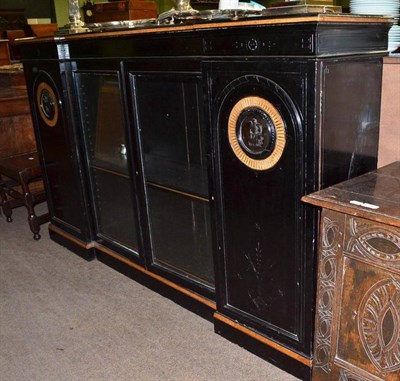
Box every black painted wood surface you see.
[18,14,391,380]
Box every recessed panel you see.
[215,73,304,337]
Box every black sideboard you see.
[18,13,391,380]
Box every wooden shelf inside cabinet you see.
[92,158,130,178]
[146,181,209,203]
[144,155,209,200]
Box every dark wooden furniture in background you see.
[0,85,36,159]
[25,23,57,37]
[0,8,57,61]
[82,0,158,23]
[0,152,49,240]
[4,29,25,61]
[302,162,400,381]
[0,8,25,60]
[0,8,23,62]
[5,25,57,61]
[0,66,49,239]
[0,39,11,65]
[0,8,25,37]
[18,14,391,380]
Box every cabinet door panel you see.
[93,168,138,249]
[27,63,90,238]
[75,72,139,252]
[205,60,311,351]
[147,186,214,286]
[219,75,303,335]
[133,74,209,198]
[131,72,214,289]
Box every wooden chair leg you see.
[20,173,41,240]
[0,174,13,222]
[0,152,48,239]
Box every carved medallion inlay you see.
[228,96,286,171]
[36,82,59,127]
[358,277,400,373]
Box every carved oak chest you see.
[303,162,400,381]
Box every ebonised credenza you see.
[17,13,392,380]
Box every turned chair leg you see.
[20,173,41,240]
[3,204,13,222]
[0,152,48,240]
[0,174,13,222]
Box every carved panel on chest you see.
[313,210,400,381]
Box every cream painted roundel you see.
[228,96,286,171]
[36,82,59,127]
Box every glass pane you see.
[93,168,138,248]
[76,72,138,251]
[133,73,214,286]
[135,75,209,197]
[147,186,214,286]
[77,73,129,174]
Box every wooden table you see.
[302,162,400,381]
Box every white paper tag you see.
[350,200,380,210]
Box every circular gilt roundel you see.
[228,96,286,171]
[36,82,59,127]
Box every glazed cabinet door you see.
[73,63,140,259]
[125,61,214,297]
